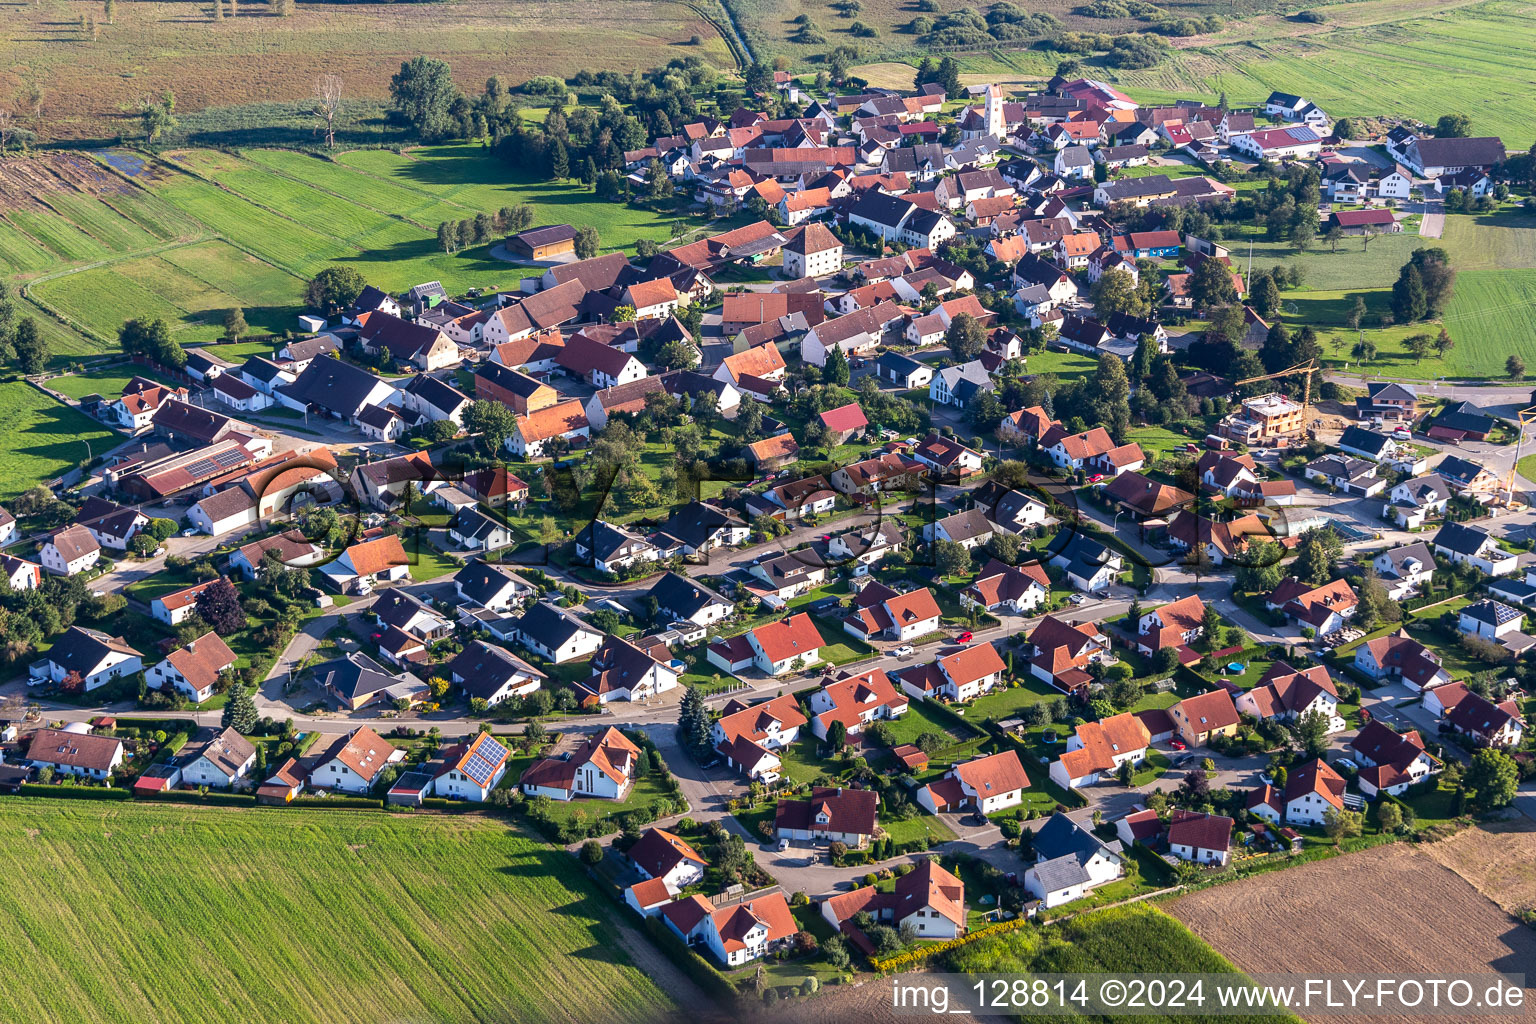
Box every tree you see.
[1295,709,1330,758]
[1465,748,1518,809]
[1189,254,1238,309]
[104,0,116,23]
[644,159,672,201]
[195,578,246,635]
[1178,768,1209,804]
[933,538,970,578]
[1325,223,1344,253]
[1345,294,1366,330]
[1432,327,1455,358]
[1292,534,1333,585]
[945,313,987,360]
[222,307,248,341]
[222,685,257,734]
[1199,604,1222,649]
[827,719,847,750]
[824,344,850,386]
[118,317,183,369]
[12,318,47,375]
[1391,263,1428,322]
[1089,268,1147,319]
[678,686,712,758]
[580,840,604,865]
[1434,113,1472,138]
[1509,355,1527,381]
[1376,801,1403,833]
[304,266,366,313]
[1251,273,1281,319]
[139,90,178,144]
[658,340,698,371]
[462,399,515,452]
[574,225,599,259]
[1403,332,1432,364]
[314,74,343,149]
[389,56,460,141]
[1322,807,1363,841]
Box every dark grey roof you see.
[1433,521,1493,557]
[1435,454,1489,486]
[877,352,924,376]
[848,191,915,231]
[1378,542,1435,576]
[1463,599,1521,626]
[576,520,651,563]
[1338,426,1392,457]
[1396,474,1450,506]
[649,571,731,620]
[450,506,508,543]
[1030,812,1121,891]
[403,373,470,414]
[279,357,391,416]
[313,652,421,702]
[516,601,598,648]
[448,640,545,699]
[656,501,743,551]
[453,560,531,607]
[47,626,140,676]
[372,589,438,631]
[1407,136,1506,168]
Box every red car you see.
[1169,739,1187,751]
[1087,474,1104,484]
[957,630,974,643]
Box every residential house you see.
[1248,758,1345,827]
[1166,810,1233,866]
[916,750,1031,815]
[149,579,220,626]
[311,727,405,794]
[1458,599,1524,641]
[1046,531,1123,592]
[897,642,1007,703]
[145,632,236,705]
[1168,690,1241,747]
[1352,631,1452,692]
[923,508,996,551]
[40,524,101,576]
[179,727,258,790]
[1265,577,1359,634]
[1433,522,1516,577]
[1049,712,1150,789]
[841,582,941,642]
[319,534,410,594]
[31,627,142,692]
[507,400,591,458]
[574,519,658,574]
[1350,722,1436,798]
[961,559,1051,616]
[1384,476,1450,530]
[1447,691,1525,748]
[430,731,511,802]
[514,602,604,664]
[1023,812,1124,908]
[627,827,706,893]
[576,633,680,705]
[1135,594,1207,655]
[1235,662,1343,733]
[911,434,984,478]
[820,860,965,941]
[447,640,546,706]
[807,668,909,741]
[1303,455,1384,497]
[521,727,640,800]
[1025,615,1113,697]
[26,728,124,783]
[775,786,879,847]
[709,694,807,782]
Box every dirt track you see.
[1170,841,1536,1024]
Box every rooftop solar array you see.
[461,735,509,786]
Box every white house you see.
[520,727,639,801]
[179,727,258,790]
[430,732,510,802]
[311,727,405,795]
[39,524,100,576]
[1024,812,1124,908]
[1166,811,1232,866]
[32,627,142,692]
[145,631,236,704]
[916,750,1029,815]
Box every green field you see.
[45,364,180,401]
[0,382,119,497]
[0,800,674,1024]
[949,902,1300,1021]
[32,240,306,345]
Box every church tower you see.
[985,84,1005,138]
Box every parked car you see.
[180,527,199,537]
[1392,429,1411,440]
[892,644,914,658]
[956,630,974,643]
[776,838,790,852]
[1334,757,1358,772]
[1069,594,1090,605]
[1169,739,1187,751]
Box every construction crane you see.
[1233,359,1321,433]
[1501,403,1536,506]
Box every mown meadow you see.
[0,799,675,1024]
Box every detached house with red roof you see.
[961,559,1050,616]
[1134,594,1206,655]
[1026,616,1112,697]
[1050,712,1151,789]
[818,402,868,445]
[821,859,966,943]
[1168,689,1241,747]
[1166,810,1233,866]
[145,631,236,705]
[663,891,797,967]
[520,726,640,801]
[714,613,825,677]
[1447,691,1525,748]
[1248,758,1345,827]
[775,785,878,846]
[896,641,1007,703]
[626,826,706,893]
[842,582,941,643]
[1265,577,1358,635]
[916,749,1030,815]
[1349,722,1437,798]
[1352,630,1452,692]
[149,579,222,626]
[710,694,808,783]
[1235,662,1344,733]
[320,534,409,594]
[807,668,909,740]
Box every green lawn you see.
[883,699,975,746]
[45,364,180,401]
[0,800,672,1023]
[0,382,119,498]
[534,773,679,831]
[882,812,957,846]
[1020,348,1097,379]
[968,676,1065,723]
